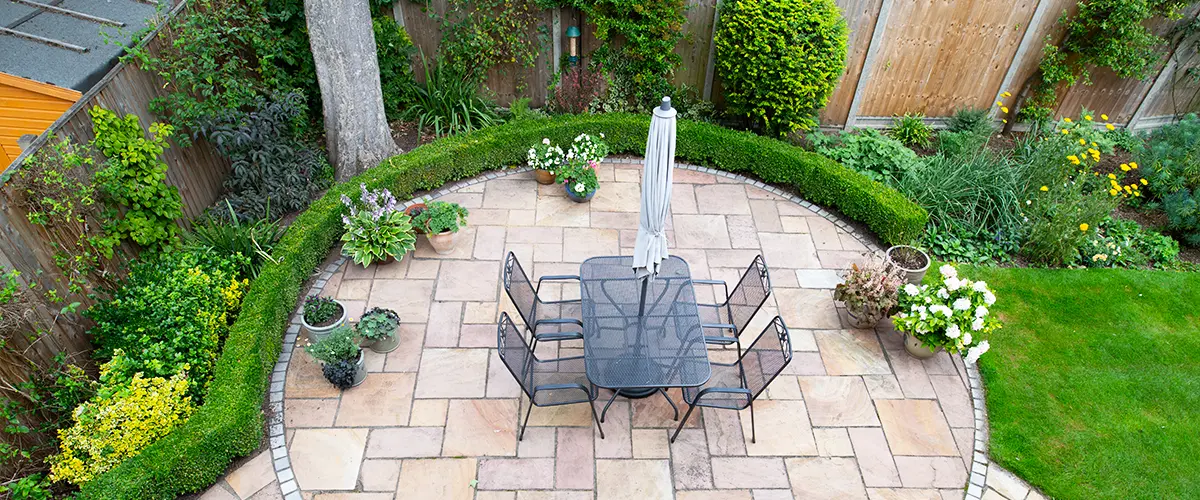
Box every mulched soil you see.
[391,120,437,151]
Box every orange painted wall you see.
[0,72,81,167]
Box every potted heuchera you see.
[341,184,417,266]
[357,307,401,353]
[834,259,905,329]
[528,138,566,185]
[305,325,366,389]
[302,295,346,343]
[412,201,469,254]
[557,157,600,202]
[892,264,999,362]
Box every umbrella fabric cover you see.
[632,98,678,278]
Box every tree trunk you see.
[305,0,399,181]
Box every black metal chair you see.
[502,251,584,350]
[693,254,771,347]
[497,312,605,440]
[670,316,791,443]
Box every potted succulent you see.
[892,264,999,361]
[412,200,469,254]
[304,325,367,389]
[885,245,931,284]
[341,184,418,266]
[302,295,346,343]
[834,259,905,329]
[357,307,401,353]
[557,157,600,203]
[528,137,566,185]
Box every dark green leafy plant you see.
[402,57,502,137]
[576,0,685,107]
[322,360,357,389]
[340,184,417,266]
[374,16,417,120]
[412,201,469,234]
[304,325,360,364]
[356,307,399,341]
[947,107,995,136]
[808,128,919,183]
[0,473,54,499]
[715,0,847,135]
[303,296,342,326]
[1078,216,1180,268]
[1137,113,1200,245]
[889,113,933,149]
[89,107,184,250]
[187,201,284,278]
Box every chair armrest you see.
[694,386,752,403]
[701,322,737,331]
[702,335,738,345]
[541,298,582,305]
[692,279,729,304]
[533,332,584,342]
[534,318,584,326]
[538,275,581,287]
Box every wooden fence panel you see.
[1144,36,1200,118]
[820,0,884,126]
[856,0,1038,117]
[673,0,717,93]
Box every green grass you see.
[968,266,1200,499]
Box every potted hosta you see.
[528,137,565,185]
[302,295,346,343]
[834,259,905,329]
[557,157,600,203]
[892,264,999,361]
[885,245,931,284]
[341,184,418,266]
[412,201,469,254]
[357,307,401,353]
[305,325,367,389]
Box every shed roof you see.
[0,0,167,93]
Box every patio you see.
[264,159,975,499]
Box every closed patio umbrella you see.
[632,97,677,280]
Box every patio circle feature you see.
[268,159,978,500]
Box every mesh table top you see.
[579,256,711,390]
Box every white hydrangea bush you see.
[893,264,999,363]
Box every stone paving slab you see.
[246,162,983,500]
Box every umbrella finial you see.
[660,96,672,111]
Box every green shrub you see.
[1078,216,1180,268]
[937,130,990,158]
[187,203,284,279]
[374,16,416,120]
[947,107,994,135]
[412,201,469,234]
[88,250,248,402]
[889,114,933,149]
[715,0,847,135]
[578,0,686,106]
[82,114,924,499]
[1137,114,1200,245]
[808,128,920,183]
[48,372,194,486]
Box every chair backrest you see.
[502,251,538,328]
[496,312,535,399]
[739,316,792,400]
[726,255,772,333]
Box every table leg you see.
[599,390,621,423]
[658,388,679,420]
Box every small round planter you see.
[405,204,427,234]
[886,245,931,285]
[903,333,940,359]
[534,169,556,185]
[426,230,458,255]
[846,307,883,329]
[303,301,347,344]
[351,351,368,387]
[564,183,596,203]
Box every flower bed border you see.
[83,113,926,498]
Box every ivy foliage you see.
[374,15,417,120]
[715,0,847,135]
[89,107,184,250]
[576,0,686,107]
[433,0,545,82]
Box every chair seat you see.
[530,356,594,406]
[683,362,751,410]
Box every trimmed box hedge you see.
[82,113,925,498]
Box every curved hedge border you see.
[82,113,925,498]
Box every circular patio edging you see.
[265,160,891,499]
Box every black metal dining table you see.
[578,255,712,421]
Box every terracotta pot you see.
[903,333,939,359]
[426,230,457,254]
[534,169,556,185]
[302,301,347,344]
[887,245,931,285]
[405,204,427,233]
[564,182,596,203]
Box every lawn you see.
[965,266,1200,499]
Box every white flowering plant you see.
[568,133,609,163]
[527,137,565,173]
[893,264,999,363]
[555,157,599,196]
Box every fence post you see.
[992,0,1048,120]
[1127,56,1177,131]
[391,0,406,28]
[553,8,562,77]
[843,0,892,131]
[702,0,722,101]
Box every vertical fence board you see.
[821,0,884,126]
[673,0,717,93]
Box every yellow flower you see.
[1091,142,1097,147]
[1106,123,1115,130]
[1141,178,1148,185]
[1002,91,1012,97]
[1061,129,1069,134]
[1001,106,1009,113]
[1079,138,1087,145]
[1130,162,1138,169]
[1134,191,1141,197]
[1084,115,1093,121]
[1067,155,1080,165]
[1120,164,1130,171]
[996,101,1004,107]
[1080,223,1089,231]
[1002,119,1008,124]
[1064,117,1073,123]
[1107,173,1117,180]
[1040,185,1049,192]
[1109,189,1119,196]
[1101,114,1109,120]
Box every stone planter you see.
[846,307,883,329]
[426,230,457,254]
[886,245,931,285]
[903,333,939,359]
[534,169,556,185]
[364,323,400,353]
[302,301,347,344]
[564,182,596,203]
[351,351,368,387]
